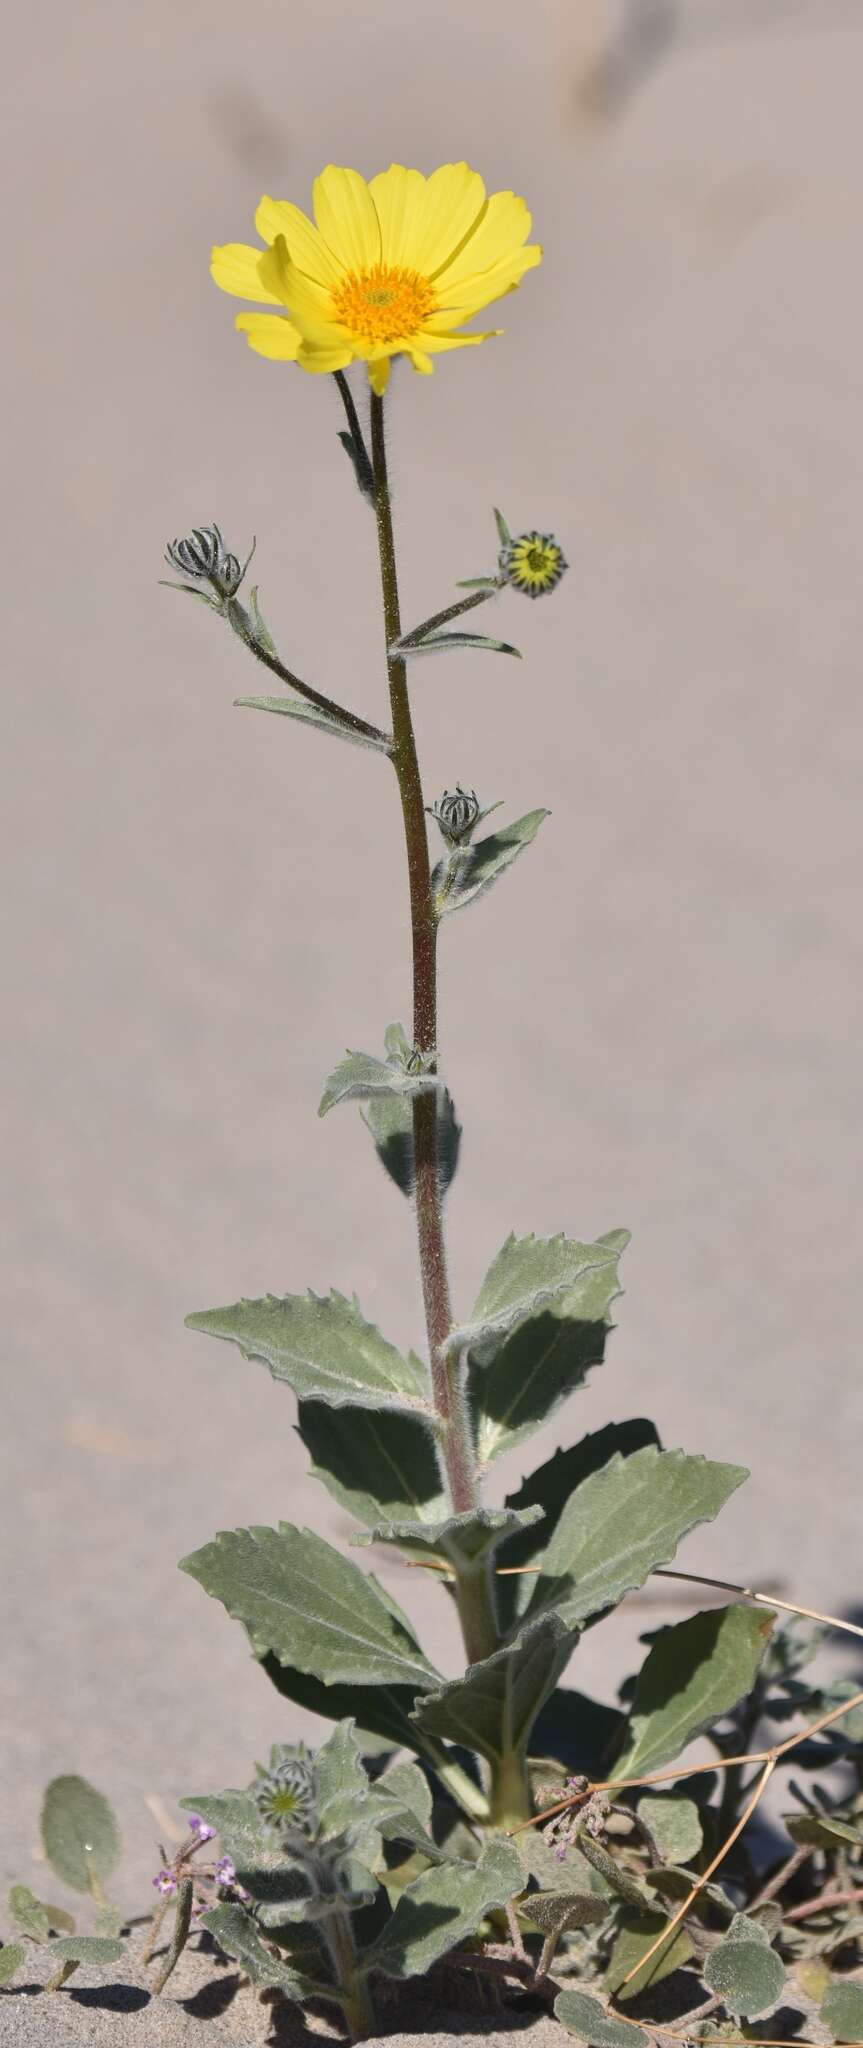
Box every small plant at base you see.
[159,158,861,2043]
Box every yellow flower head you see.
[499,531,568,599]
[211,162,542,394]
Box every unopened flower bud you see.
[427,786,480,845]
[498,530,567,599]
[165,524,244,598]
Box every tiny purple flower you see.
[554,1844,567,1863]
[153,1868,178,1895]
[186,1814,216,1842]
[216,1856,236,1887]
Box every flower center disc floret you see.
[331,264,436,345]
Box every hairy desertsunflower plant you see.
[211,161,542,393]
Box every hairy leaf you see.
[40,1778,120,1896]
[180,1523,440,1692]
[525,1448,748,1632]
[704,1913,786,2018]
[7,1888,74,1941]
[202,1902,325,1995]
[361,1088,461,1199]
[452,1229,627,1368]
[556,1988,648,2048]
[395,627,520,657]
[497,1420,661,1629]
[0,1945,26,1988]
[433,810,550,919]
[314,1720,372,1842]
[471,1267,625,1468]
[234,695,391,753]
[48,1937,125,1963]
[298,1401,445,1532]
[319,1042,436,1117]
[412,1616,575,1767]
[613,1604,774,1779]
[605,1912,693,2000]
[354,1504,544,1569]
[362,1838,522,1979]
[186,1290,430,1417]
[577,1835,652,1909]
[786,1812,863,1849]
[821,1980,863,2042]
[635,1796,703,1866]
[522,1891,607,1937]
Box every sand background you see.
[3,0,862,1912]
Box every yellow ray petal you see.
[435,191,535,289]
[258,238,339,332]
[254,195,341,286]
[407,350,435,375]
[210,242,280,304]
[296,340,355,374]
[411,161,487,278]
[430,244,543,320]
[413,326,501,353]
[368,357,391,395]
[368,164,427,269]
[313,165,381,274]
[235,313,303,361]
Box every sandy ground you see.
[3,0,862,1923]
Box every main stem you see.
[370,390,498,1672]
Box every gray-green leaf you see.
[497,1420,661,1630]
[202,1902,324,1995]
[704,1913,786,2018]
[412,1615,575,1767]
[186,1290,431,1417]
[40,1778,120,1896]
[635,1796,703,1866]
[362,1838,522,1979]
[319,1046,436,1117]
[525,1448,748,1632]
[8,1889,74,1938]
[396,628,520,657]
[314,1720,372,1842]
[470,1254,626,1468]
[821,1980,863,2042]
[361,1088,461,1199]
[604,1912,693,2000]
[521,1891,607,1937]
[354,1504,544,1570]
[433,810,549,919]
[786,1812,863,1849]
[452,1229,627,1368]
[0,1945,26,1988]
[613,1604,775,1779]
[297,1401,446,1531]
[180,1523,441,1693]
[556,1988,648,2048]
[235,696,391,754]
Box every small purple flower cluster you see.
[149,1816,248,1924]
[533,1773,612,1864]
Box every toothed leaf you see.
[412,1616,575,1767]
[613,1603,774,1779]
[186,1290,430,1417]
[361,1838,522,1979]
[180,1523,441,1692]
[526,1448,748,1632]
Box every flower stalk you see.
[369,389,505,1692]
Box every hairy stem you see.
[369,388,500,1675]
[322,1906,375,2042]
